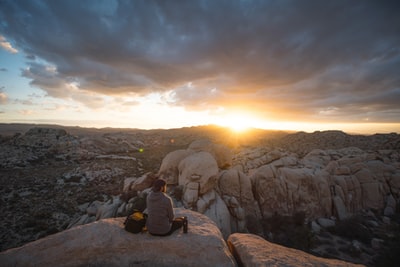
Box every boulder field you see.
[1,125,399,265]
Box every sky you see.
[0,0,400,134]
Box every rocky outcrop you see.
[0,126,147,169]
[156,140,399,238]
[158,149,194,184]
[188,139,233,169]
[0,209,237,267]
[276,131,400,155]
[179,151,219,206]
[0,127,80,168]
[1,208,366,267]
[218,169,263,234]
[250,147,400,220]
[157,141,259,238]
[227,233,364,267]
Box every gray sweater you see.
[146,191,174,235]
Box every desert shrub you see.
[24,219,38,229]
[45,227,59,235]
[245,214,262,234]
[32,209,52,219]
[120,190,138,202]
[65,175,82,183]
[374,235,400,267]
[261,211,315,251]
[373,217,400,267]
[125,196,147,214]
[23,219,49,232]
[327,215,372,244]
[325,247,339,256]
[173,185,184,201]
[292,211,306,225]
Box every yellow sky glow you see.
[2,98,400,134]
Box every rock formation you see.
[0,208,364,267]
[228,233,363,267]
[0,209,237,267]
[156,141,400,238]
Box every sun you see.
[216,113,258,133]
[227,120,251,133]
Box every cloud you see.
[1,0,400,123]
[18,109,34,115]
[0,91,8,104]
[0,35,18,53]
[21,62,69,98]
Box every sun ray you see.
[215,112,262,133]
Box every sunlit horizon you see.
[1,116,399,135]
[1,1,399,136]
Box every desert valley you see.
[0,123,399,266]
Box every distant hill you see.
[0,123,290,148]
[276,130,400,155]
[1,123,398,153]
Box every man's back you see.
[146,191,174,235]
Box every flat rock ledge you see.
[0,208,236,267]
[227,233,365,267]
[1,208,365,267]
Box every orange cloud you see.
[0,35,18,54]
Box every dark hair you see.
[152,179,166,192]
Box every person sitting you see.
[146,178,185,236]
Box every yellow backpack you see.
[124,210,147,233]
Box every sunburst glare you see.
[215,113,263,133]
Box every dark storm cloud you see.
[0,0,399,122]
